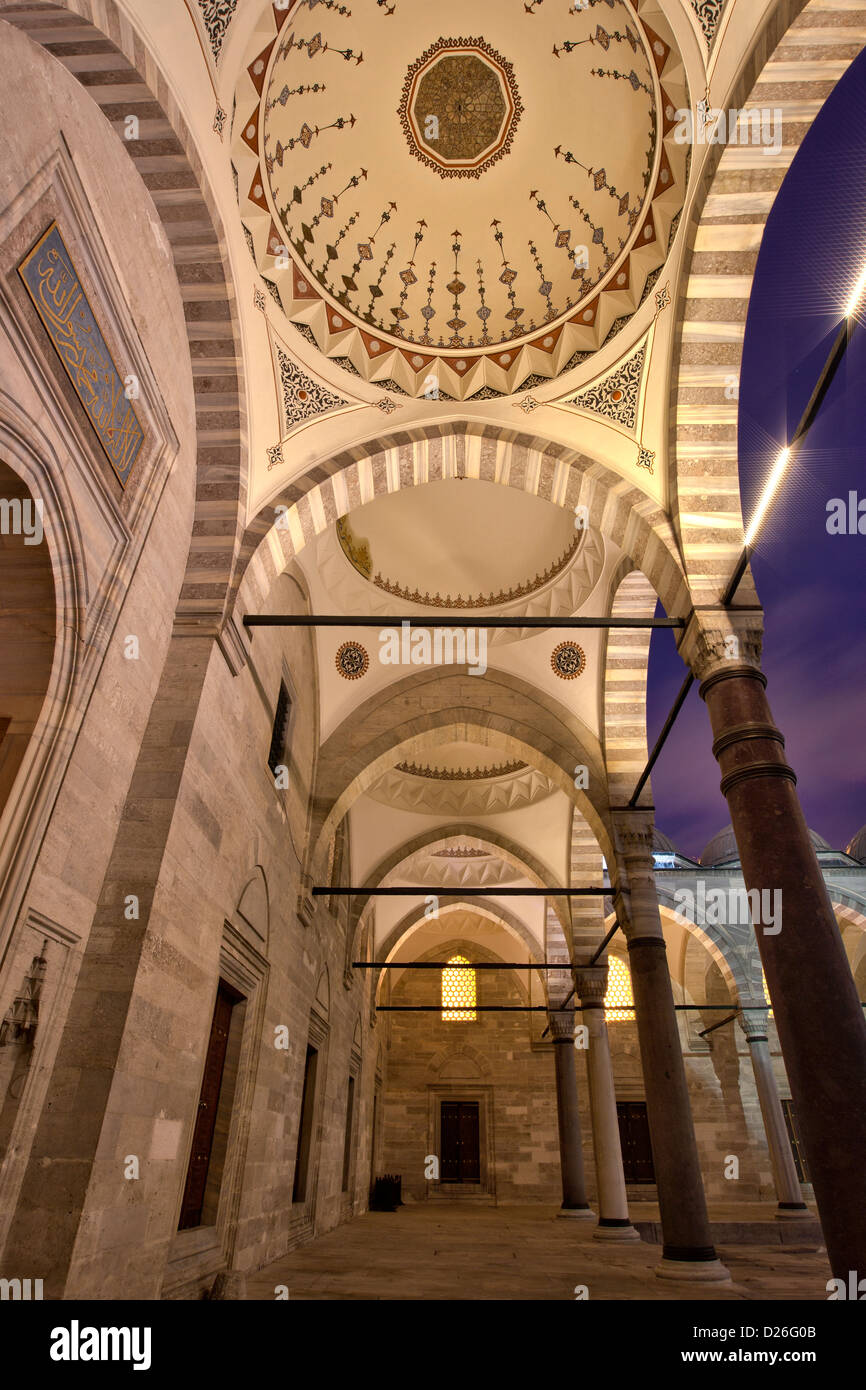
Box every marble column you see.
[612,809,729,1281]
[548,1010,594,1219]
[738,1007,810,1218]
[682,611,866,1279]
[573,965,640,1241]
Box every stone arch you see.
[827,897,866,983]
[0,404,87,949]
[346,823,573,965]
[234,423,689,623]
[381,932,540,1013]
[310,666,613,871]
[234,865,269,952]
[680,927,739,1052]
[670,0,866,604]
[0,0,247,630]
[655,892,753,1001]
[602,560,658,807]
[428,1042,492,1082]
[314,966,330,1020]
[377,899,547,988]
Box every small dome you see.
[701,823,831,867]
[653,827,678,855]
[846,826,866,863]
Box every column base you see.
[655,1257,731,1284]
[774,1203,811,1220]
[593,1220,641,1243]
[557,1205,596,1220]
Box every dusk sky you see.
[647,50,866,861]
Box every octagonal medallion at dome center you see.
[407,49,515,173]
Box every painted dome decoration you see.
[551,641,586,680]
[233,0,689,399]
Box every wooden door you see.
[178,981,240,1229]
[440,1101,480,1183]
[616,1101,656,1184]
[292,1044,319,1203]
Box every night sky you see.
[647,50,866,861]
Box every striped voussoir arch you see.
[235,423,690,622]
[672,0,866,605]
[0,0,247,631]
[345,822,570,963]
[602,560,658,810]
[568,809,607,961]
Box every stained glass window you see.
[442,955,476,1021]
[604,955,635,1022]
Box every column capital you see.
[610,807,655,860]
[678,607,764,686]
[737,1005,771,1041]
[609,809,662,943]
[574,964,608,1004]
[547,1009,576,1042]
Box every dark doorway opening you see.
[617,1100,656,1184]
[293,1043,319,1204]
[440,1100,481,1183]
[178,978,245,1230]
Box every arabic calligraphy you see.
[18,223,144,488]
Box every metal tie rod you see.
[627,316,858,804]
[377,1003,788,1013]
[244,615,684,629]
[315,886,608,897]
[354,961,574,969]
[378,1006,551,1012]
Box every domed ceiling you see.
[233,0,688,399]
[336,479,579,605]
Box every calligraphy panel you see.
[18,222,144,488]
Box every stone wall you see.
[380,941,567,1205]
[378,943,798,1214]
[0,27,379,1284]
[0,23,198,1264]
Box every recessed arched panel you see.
[0,462,55,822]
[235,867,270,951]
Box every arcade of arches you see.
[0,0,865,1303]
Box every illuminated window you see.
[605,956,635,1022]
[441,955,476,1022]
[761,966,773,1018]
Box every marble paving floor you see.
[244,1204,831,1301]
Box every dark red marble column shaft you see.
[627,935,717,1261]
[701,664,866,1278]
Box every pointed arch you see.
[670,0,866,603]
[346,823,573,966]
[309,666,613,872]
[234,423,689,624]
[602,560,658,808]
[377,898,547,980]
[0,0,247,630]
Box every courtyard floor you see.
[245,1203,831,1301]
